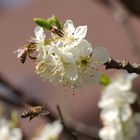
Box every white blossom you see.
[32,120,63,140]
[0,118,22,140]
[98,72,138,140]
[34,20,110,88]
[32,26,47,60]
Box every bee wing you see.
[14,48,25,58]
[40,105,50,116]
[39,111,50,116]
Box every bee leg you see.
[28,54,36,60]
[29,115,35,121]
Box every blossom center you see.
[77,56,91,73]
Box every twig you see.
[57,105,101,140]
[67,118,100,140]
[104,58,140,74]
[56,105,78,140]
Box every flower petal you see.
[50,121,63,137]
[65,64,78,81]
[63,20,75,35]
[78,39,92,56]
[34,26,46,42]
[92,47,110,66]
[71,39,92,61]
[82,70,100,84]
[74,26,87,39]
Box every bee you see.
[21,105,49,121]
[14,42,37,64]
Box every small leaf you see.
[34,16,63,32]
[47,16,56,26]
[100,74,110,86]
[45,15,62,29]
[34,18,52,30]
[53,15,63,29]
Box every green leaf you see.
[34,16,63,31]
[47,16,56,26]
[34,18,52,30]
[46,15,62,29]
[100,74,111,86]
[53,15,63,29]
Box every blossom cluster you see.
[98,73,138,140]
[0,118,22,140]
[0,117,62,140]
[32,19,110,88]
[32,120,63,140]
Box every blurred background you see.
[0,0,140,140]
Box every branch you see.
[67,118,100,140]
[57,105,100,140]
[57,105,78,140]
[104,58,140,74]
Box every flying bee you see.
[21,105,49,121]
[14,42,37,64]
